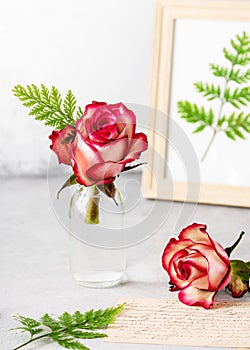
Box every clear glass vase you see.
[68,186,126,288]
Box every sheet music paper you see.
[106,298,250,348]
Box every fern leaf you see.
[40,313,61,331]
[12,304,124,350]
[229,68,250,84]
[68,330,107,339]
[50,334,89,350]
[13,84,82,130]
[224,112,250,140]
[210,63,229,79]
[224,32,250,66]
[177,101,214,128]
[12,315,42,336]
[58,312,75,329]
[63,90,77,119]
[224,87,250,108]
[194,82,221,100]
[81,304,125,330]
[76,106,84,119]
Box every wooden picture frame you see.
[142,0,250,207]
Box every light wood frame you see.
[142,0,250,207]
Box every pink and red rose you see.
[162,223,231,309]
[49,101,148,186]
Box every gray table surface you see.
[1,175,249,350]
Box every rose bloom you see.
[162,223,231,309]
[49,101,148,186]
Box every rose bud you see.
[162,223,231,309]
[227,260,250,298]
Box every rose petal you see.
[178,285,216,309]
[217,265,231,290]
[182,252,208,272]
[76,101,107,135]
[49,126,75,165]
[169,251,207,289]
[88,124,118,145]
[84,101,107,114]
[120,133,148,165]
[113,103,136,138]
[179,223,211,245]
[190,243,230,291]
[71,133,103,186]
[97,137,128,162]
[209,239,231,266]
[87,161,124,183]
[190,274,209,290]
[162,238,193,272]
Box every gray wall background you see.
[0,0,154,176]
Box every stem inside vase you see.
[85,186,100,224]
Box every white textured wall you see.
[0,0,154,176]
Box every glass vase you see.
[68,185,126,288]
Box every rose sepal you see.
[57,174,77,199]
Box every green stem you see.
[201,48,241,162]
[85,186,100,224]
[225,231,245,257]
[13,332,51,350]
[200,129,217,162]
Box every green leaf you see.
[230,260,250,283]
[80,303,125,330]
[194,82,221,100]
[97,183,118,206]
[69,330,107,339]
[76,106,84,119]
[40,313,61,331]
[210,63,229,79]
[50,334,89,349]
[224,87,250,109]
[229,68,250,84]
[57,174,77,199]
[225,130,236,140]
[224,112,250,140]
[13,84,83,130]
[193,125,206,133]
[12,315,43,336]
[63,90,77,119]
[223,32,250,66]
[177,101,214,131]
[12,304,124,349]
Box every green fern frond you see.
[50,334,88,350]
[63,90,77,119]
[210,64,229,79]
[177,101,214,131]
[13,84,83,130]
[229,68,250,84]
[194,82,221,100]
[12,315,43,336]
[177,32,250,161]
[224,87,250,108]
[224,112,250,140]
[12,304,125,350]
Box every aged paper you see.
[106,298,250,347]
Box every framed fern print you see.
[142,0,250,207]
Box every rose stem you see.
[85,186,100,224]
[225,231,245,257]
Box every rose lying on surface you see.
[49,101,148,186]
[162,223,231,309]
